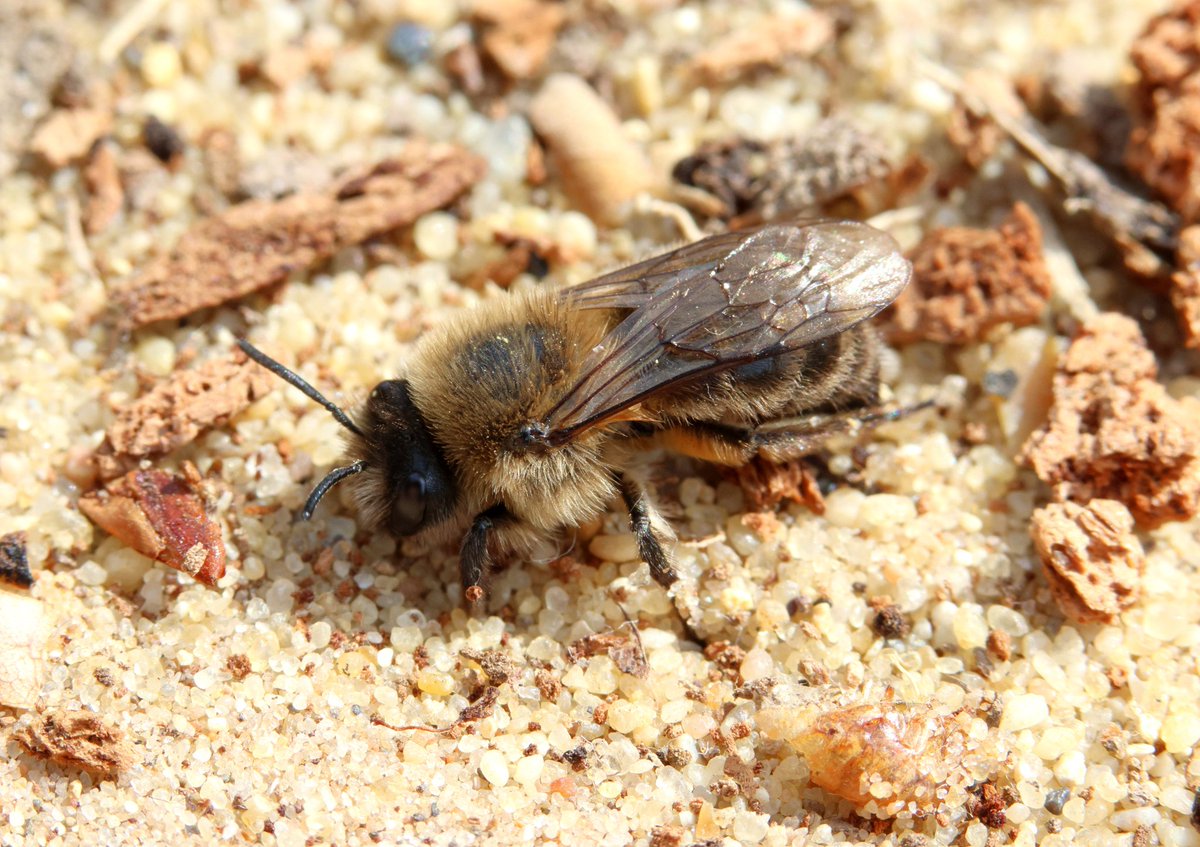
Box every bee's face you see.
[355,379,457,537]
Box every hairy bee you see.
[240,220,911,601]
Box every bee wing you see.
[547,220,911,439]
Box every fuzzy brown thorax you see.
[398,290,619,532]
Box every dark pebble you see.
[386,23,433,67]
[1044,787,1071,815]
[144,115,185,163]
[0,531,32,588]
[982,369,1019,398]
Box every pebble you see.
[416,670,455,696]
[1161,711,1200,755]
[385,22,433,66]
[413,212,460,261]
[141,42,183,87]
[479,749,510,787]
[739,648,774,682]
[134,336,177,377]
[731,810,770,843]
[1111,807,1161,831]
[513,755,543,786]
[390,625,423,653]
[858,493,917,528]
[953,603,988,651]
[1000,693,1049,732]
[1053,751,1086,786]
[1044,787,1070,815]
[0,591,47,709]
[588,534,640,563]
[606,700,653,735]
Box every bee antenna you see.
[302,460,366,520]
[237,339,364,438]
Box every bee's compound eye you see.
[391,473,428,534]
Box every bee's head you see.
[237,341,456,537]
[351,379,456,536]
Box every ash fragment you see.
[672,118,892,222]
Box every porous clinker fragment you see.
[1031,499,1145,624]
[15,709,133,778]
[1021,313,1200,528]
[886,203,1051,345]
[97,349,271,480]
[114,143,485,328]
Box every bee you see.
[239,220,911,602]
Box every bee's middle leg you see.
[617,475,677,588]
[460,504,511,602]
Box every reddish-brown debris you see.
[887,203,1052,345]
[113,143,485,328]
[78,468,226,586]
[96,349,272,480]
[15,709,134,778]
[688,9,834,85]
[1031,499,1145,624]
[1021,313,1200,528]
[736,459,826,514]
[472,0,566,81]
[82,138,123,235]
[1172,224,1200,347]
[567,630,648,678]
[1127,1,1200,223]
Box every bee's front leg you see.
[618,476,677,589]
[460,504,511,603]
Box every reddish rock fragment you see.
[29,107,111,168]
[689,10,834,85]
[736,459,825,514]
[82,138,123,235]
[1031,500,1145,624]
[472,0,566,81]
[98,349,271,479]
[79,468,226,586]
[15,709,133,777]
[1127,1,1200,222]
[113,143,485,328]
[887,203,1051,345]
[1172,224,1200,347]
[1021,313,1200,528]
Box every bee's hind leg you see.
[749,401,935,462]
[460,504,511,604]
[617,475,678,588]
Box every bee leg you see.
[750,401,936,461]
[618,477,677,588]
[460,504,511,604]
[649,422,754,466]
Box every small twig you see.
[99,0,170,62]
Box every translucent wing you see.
[546,220,911,441]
